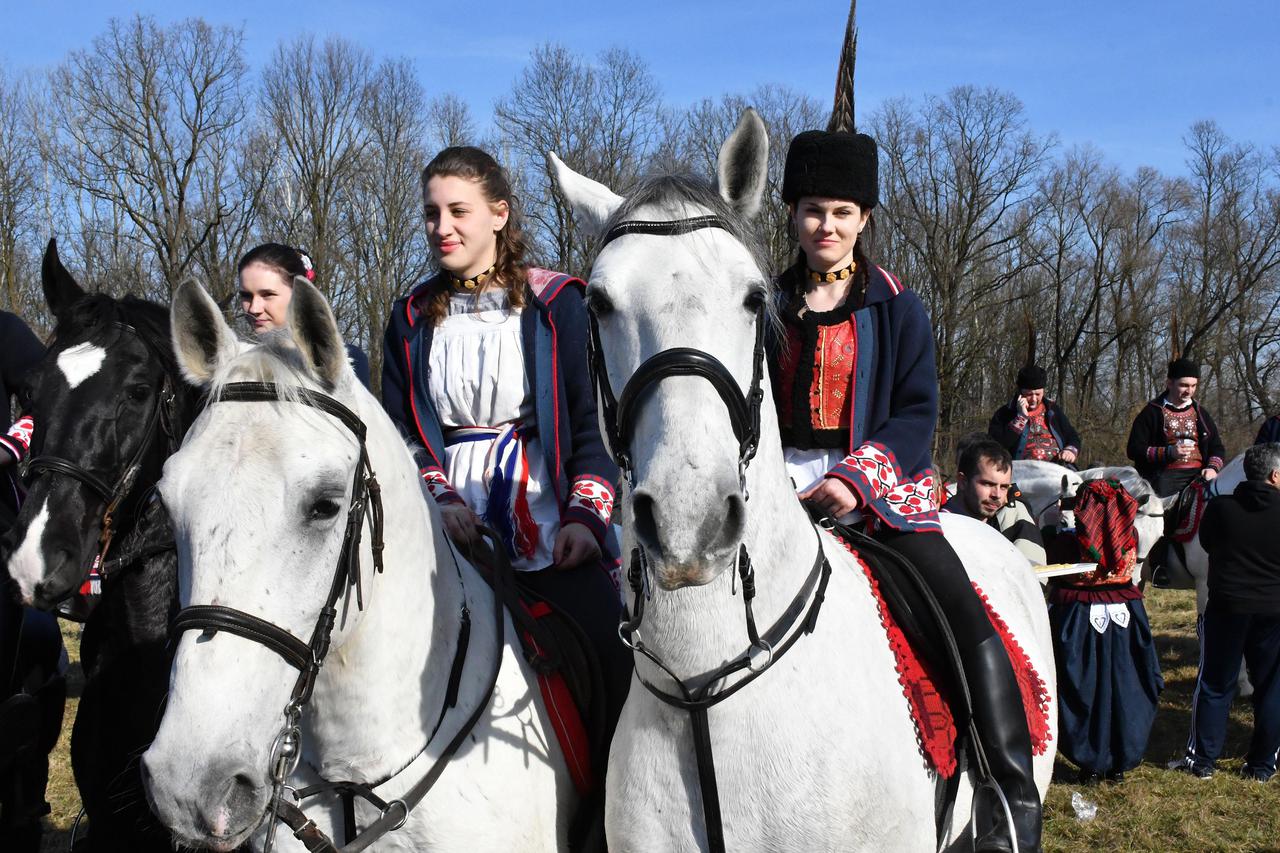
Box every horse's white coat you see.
[7,498,49,601]
[56,342,106,389]
[142,282,571,852]
[552,115,1055,852]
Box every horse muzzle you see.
[632,483,745,589]
[141,749,269,852]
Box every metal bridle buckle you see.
[746,638,773,673]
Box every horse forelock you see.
[601,174,778,329]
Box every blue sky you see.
[3,0,1276,176]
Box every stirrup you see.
[970,775,1018,853]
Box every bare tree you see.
[259,34,373,312]
[871,86,1054,458]
[496,43,662,276]
[338,58,433,389]
[0,68,41,320]
[41,16,251,297]
[426,93,475,152]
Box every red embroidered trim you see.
[972,583,1053,756]
[832,534,958,777]
[568,475,615,526]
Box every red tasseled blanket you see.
[833,535,1052,778]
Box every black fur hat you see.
[1168,358,1200,380]
[782,130,879,209]
[1016,364,1047,390]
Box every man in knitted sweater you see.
[1126,358,1226,497]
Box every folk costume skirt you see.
[1048,586,1163,774]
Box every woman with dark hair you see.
[236,242,371,388]
[769,129,1043,853]
[380,146,629,780]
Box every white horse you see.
[550,111,1054,852]
[140,280,574,851]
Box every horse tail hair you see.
[827,0,858,133]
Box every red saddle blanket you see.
[833,536,1053,778]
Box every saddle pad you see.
[832,536,1052,778]
[1172,479,1208,544]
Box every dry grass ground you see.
[34,589,1280,851]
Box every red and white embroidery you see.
[0,414,34,462]
[882,474,940,517]
[420,468,463,505]
[568,477,614,526]
[845,443,898,500]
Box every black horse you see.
[0,240,196,851]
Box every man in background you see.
[1126,358,1225,497]
[988,364,1081,467]
[944,437,1046,566]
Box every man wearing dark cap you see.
[988,364,1082,466]
[1126,358,1226,496]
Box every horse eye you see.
[744,288,767,310]
[309,498,343,521]
[128,384,151,402]
[585,289,614,317]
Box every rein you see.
[21,320,183,583]
[590,214,832,853]
[169,381,504,852]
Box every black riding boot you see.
[968,635,1042,853]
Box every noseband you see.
[22,321,183,580]
[588,215,766,486]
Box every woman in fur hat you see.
[769,127,1043,853]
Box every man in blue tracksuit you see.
[1177,442,1280,781]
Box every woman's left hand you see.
[799,478,861,517]
[553,522,601,570]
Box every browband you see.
[599,215,734,248]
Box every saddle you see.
[466,552,607,798]
[1150,479,1210,589]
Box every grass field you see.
[34,588,1280,851]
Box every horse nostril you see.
[714,492,746,552]
[632,492,661,556]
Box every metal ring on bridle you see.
[383,798,410,832]
[747,638,774,673]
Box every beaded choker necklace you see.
[806,262,855,284]
[449,264,496,292]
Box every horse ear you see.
[171,280,238,386]
[42,238,86,320]
[547,152,623,236]
[716,108,769,220]
[287,276,348,392]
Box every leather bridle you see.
[21,321,182,581]
[588,215,832,853]
[168,381,508,853]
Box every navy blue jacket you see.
[380,268,618,546]
[769,264,941,533]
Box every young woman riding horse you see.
[237,243,371,388]
[380,146,630,751]
[770,128,1043,853]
